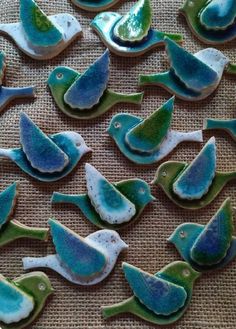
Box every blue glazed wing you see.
[0,182,18,228]
[165,37,218,92]
[19,112,69,173]
[0,274,34,324]
[20,0,63,47]
[64,50,110,109]
[123,262,187,316]
[191,198,233,265]
[49,219,107,277]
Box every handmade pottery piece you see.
[90,0,183,57]
[22,219,128,285]
[107,97,203,164]
[0,112,91,182]
[52,163,154,230]
[180,0,236,45]
[102,261,200,324]
[153,137,236,209]
[204,118,236,142]
[71,0,120,12]
[0,271,53,329]
[0,182,49,247]
[48,50,143,120]
[0,51,35,112]
[168,198,236,272]
[139,37,236,101]
[0,0,82,60]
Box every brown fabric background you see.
[0,0,235,328]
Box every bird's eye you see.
[139,187,145,195]
[179,230,186,239]
[56,73,63,79]
[113,122,121,129]
[182,269,190,277]
[161,171,167,177]
[76,141,81,147]
[38,282,46,291]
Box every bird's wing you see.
[49,219,107,278]
[113,0,152,42]
[200,0,236,31]
[123,263,187,316]
[85,163,136,224]
[64,50,109,110]
[173,137,216,200]
[165,37,218,92]
[125,97,174,153]
[0,274,34,324]
[19,112,69,173]
[0,51,6,85]
[20,0,63,47]
[191,198,233,266]
[0,182,18,229]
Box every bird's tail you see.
[22,255,56,271]
[139,72,168,86]
[102,298,132,319]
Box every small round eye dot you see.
[76,141,81,147]
[139,187,145,194]
[183,269,190,277]
[38,282,46,291]
[56,72,63,79]
[162,171,167,177]
[114,122,121,129]
[179,230,186,239]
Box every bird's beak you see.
[233,206,236,213]
[83,145,93,154]
[150,175,158,185]
[192,269,201,281]
[121,240,129,250]
[167,232,175,243]
[149,194,156,201]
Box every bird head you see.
[20,272,54,301]
[130,179,155,206]
[61,131,92,155]
[163,261,200,287]
[198,48,229,76]
[152,161,181,186]
[90,12,120,33]
[107,113,137,139]
[91,229,128,254]
[47,66,79,90]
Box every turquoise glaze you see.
[0,182,17,228]
[91,12,183,57]
[204,118,236,142]
[168,199,236,271]
[49,219,106,277]
[123,262,187,316]
[71,0,120,12]
[20,0,62,47]
[173,137,216,200]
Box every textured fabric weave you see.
[0,0,235,328]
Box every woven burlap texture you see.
[0,0,235,328]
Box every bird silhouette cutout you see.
[0,112,91,182]
[47,50,143,120]
[107,97,203,164]
[51,163,154,230]
[0,0,82,60]
[168,198,236,271]
[153,137,236,209]
[0,51,35,112]
[0,271,53,329]
[204,118,236,142]
[91,0,183,57]
[0,182,48,248]
[180,0,236,45]
[22,219,128,285]
[139,37,235,101]
[70,0,120,12]
[102,261,200,324]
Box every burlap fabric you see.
[0,0,235,328]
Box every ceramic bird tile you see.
[139,37,236,101]
[70,0,120,12]
[102,261,200,324]
[51,163,154,230]
[0,112,91,182]
[180,0,236,45]
[48,50,143,120]
[169,198,236,272]
[204,118,236,142]
[22,219,128,285]
[153,137,236,209]
[0,0,82,60]
[0,271,53,329]
[0,51,35,112]
[107,97,203,164]
[0,182,49,248]
[90,0,183,57]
